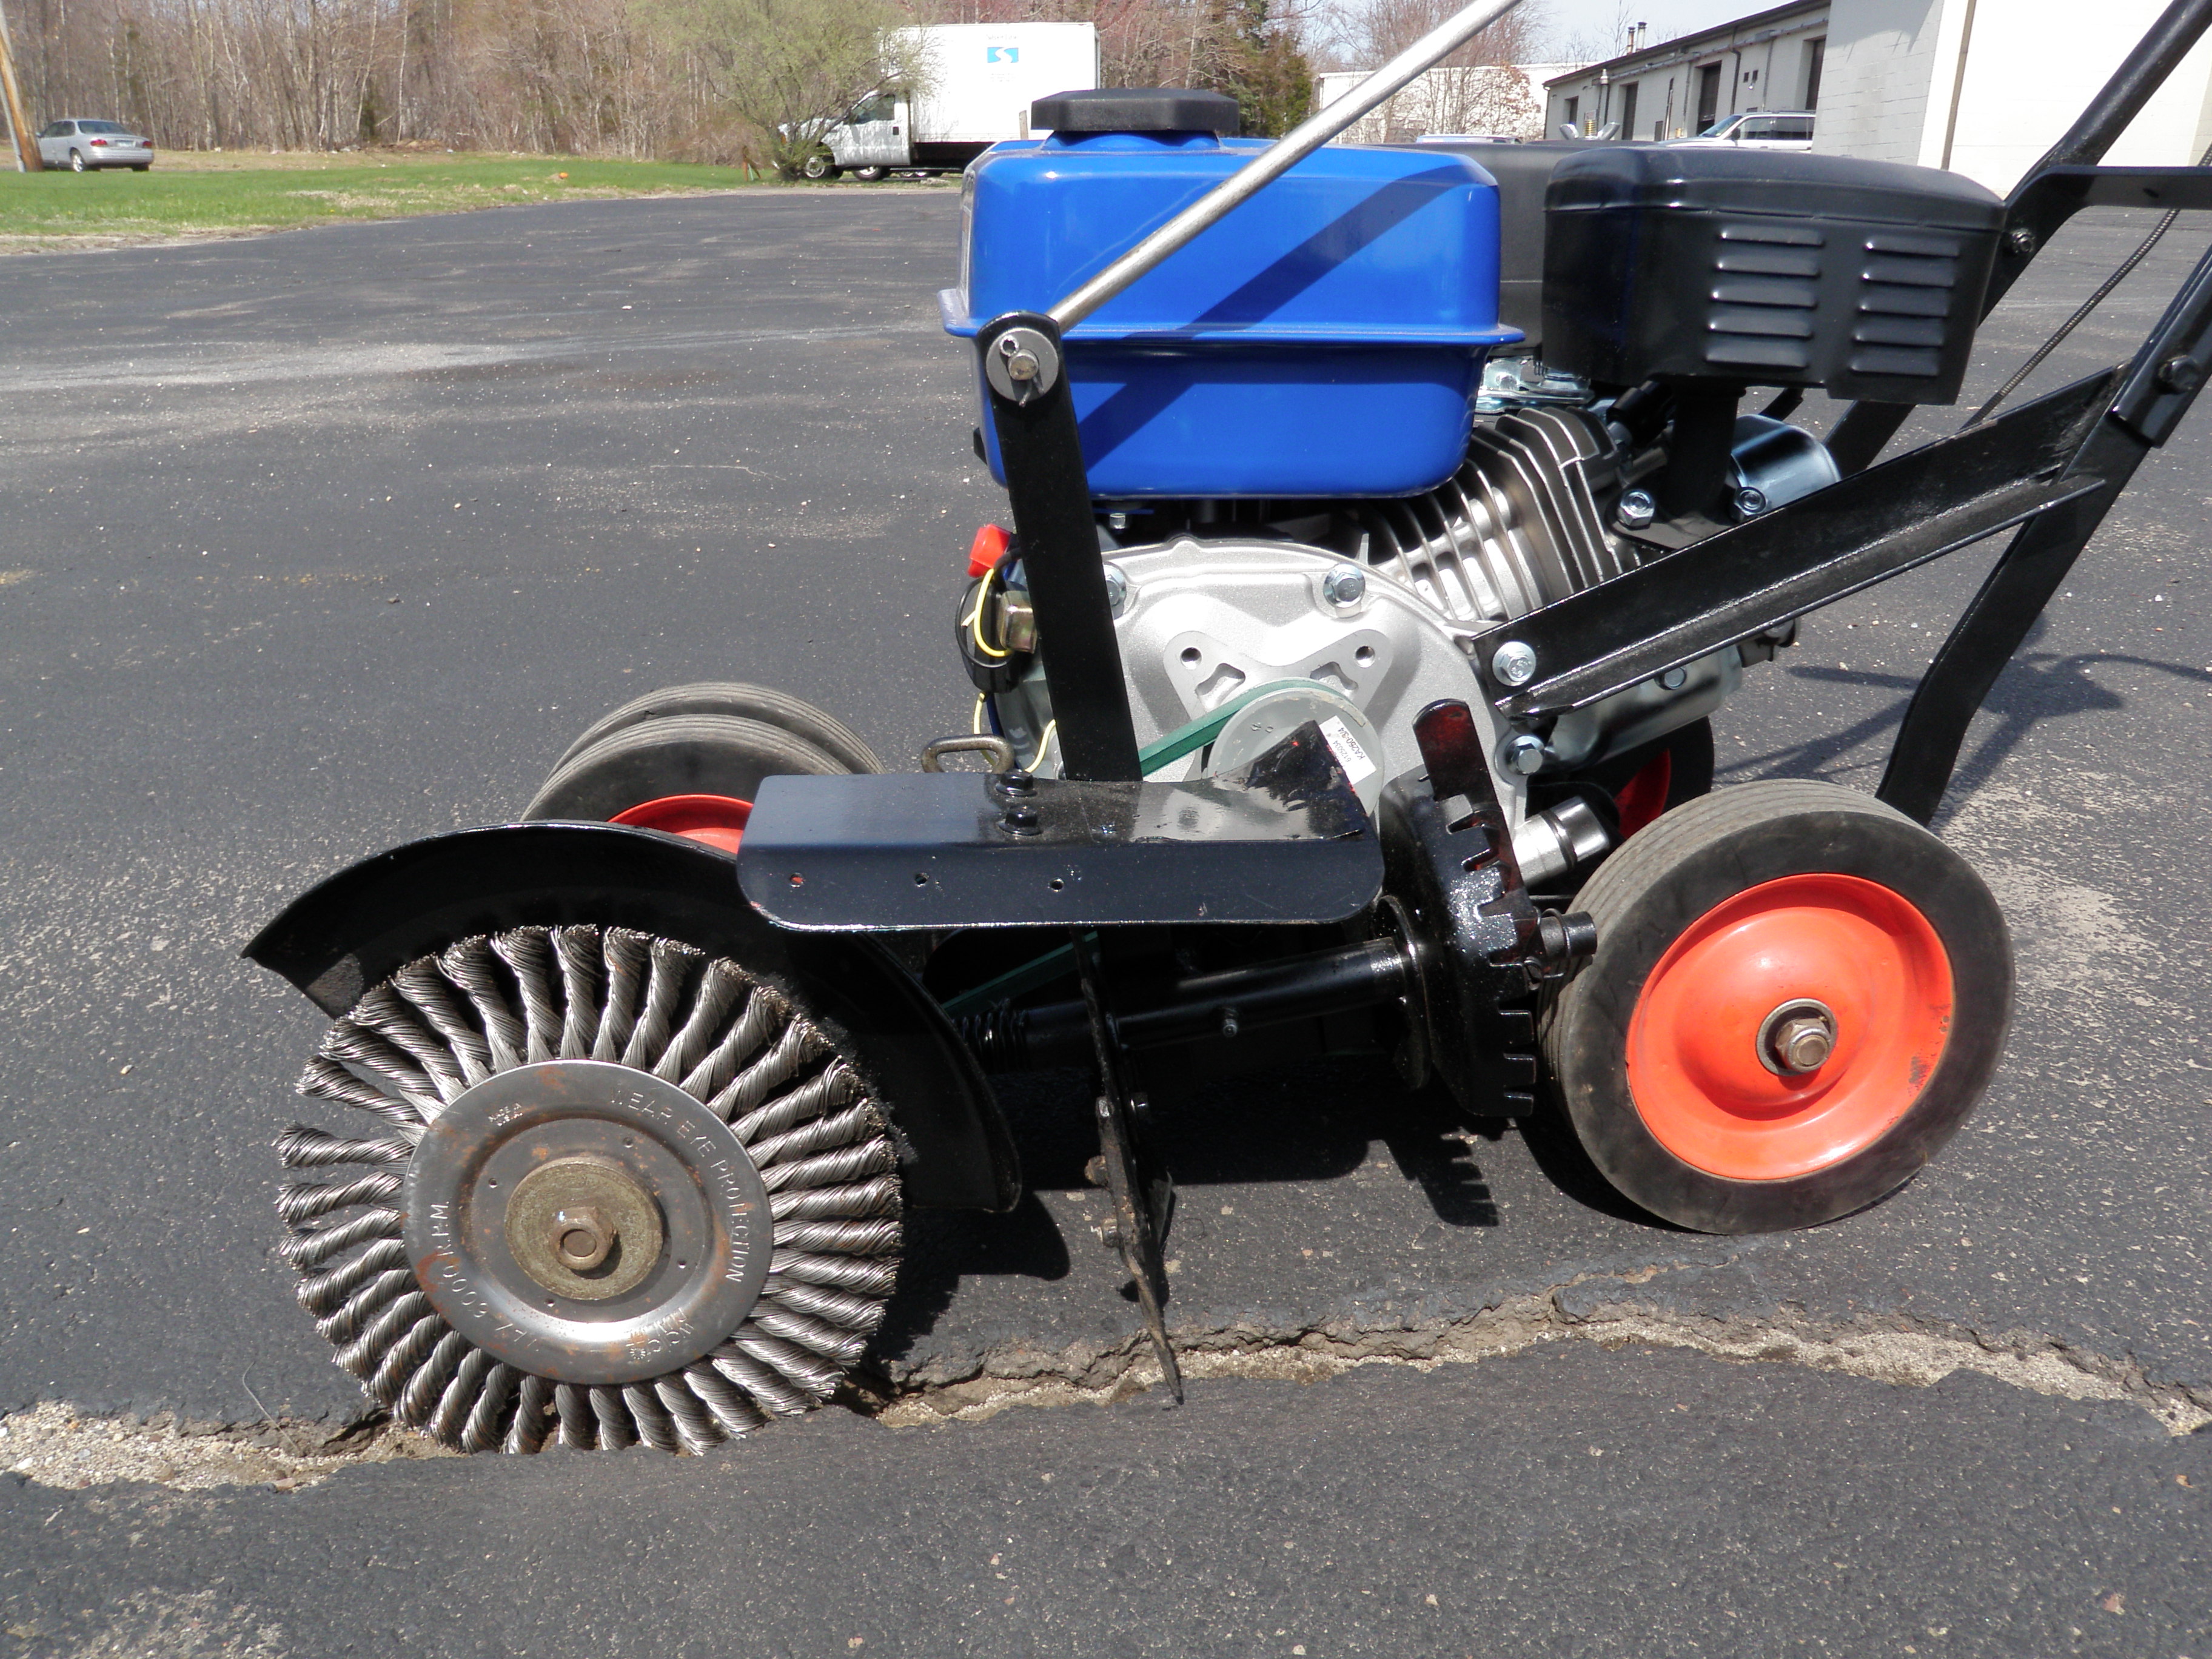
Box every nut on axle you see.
[1757,999,1838,1077]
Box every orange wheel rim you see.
[610,793,752,855]
[1626,873,1953,1181]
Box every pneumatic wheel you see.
[275,925,901,1452]
[851,166,886,183]
[525,706,866,853]
[1542,780,2012,1233]
[551,682,882,776]
[70,150,87,172]
[799,150,839,181]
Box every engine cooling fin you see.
[276,925,901,1454]
[1341,406,1637,623]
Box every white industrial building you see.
[1318,64,1583,142]
[1815,0,2212,189]
[1542,1,1829,142]
[1544,0,2212,193]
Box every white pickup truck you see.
[814,22,1100,179]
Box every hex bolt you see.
[1760,1001,1838,1076]
[1103,564,1130,615]
[1219,1006,1241,1039]
[1322,565,1367,606]
[994,768,1037,798]
[1002,801,1041,836]
[1492,640,1538,687]
[1771,1016,1834,1073]
[1502,733,1549,776]
[551,1205,613,1272]
[1733,485,1769,520]
[1659,666,1689,691]
[1617,489,1656,529]
[2005,226,2037,256]
[2159,355,2205,394]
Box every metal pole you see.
[1937,0,1981,170]
[1047,0,1524,330]
[0,0,39,173]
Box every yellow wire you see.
[1033,720,1057,769]
[965,566,1009,660]
[972,692,988,735]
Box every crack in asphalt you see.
[868,1285,2212,1439]
[7,1267,2202,1492]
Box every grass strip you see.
[0,153,794,244]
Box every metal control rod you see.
[959,937,1413,1071]
[1046,0,1525,330]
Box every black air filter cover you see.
[1542,147,2005,403]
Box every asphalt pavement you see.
[0,188,2207,1655]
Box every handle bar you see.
[1046,0,1526,330]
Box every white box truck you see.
[817,22,1100,179]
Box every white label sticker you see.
[1318,716,1377,786]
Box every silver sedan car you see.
[36,119,154,172]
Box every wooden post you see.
[0,0,41,173]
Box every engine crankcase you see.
[1104,536,1503,803]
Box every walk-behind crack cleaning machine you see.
[247,0,2212,1452]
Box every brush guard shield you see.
[244,820,1021,1212]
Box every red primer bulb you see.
[967,523,1011,578]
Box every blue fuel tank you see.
[940,93,1518,500]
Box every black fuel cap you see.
[1030,87,1241,136]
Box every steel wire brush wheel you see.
[274,925,902,1453]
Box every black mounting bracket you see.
[1071,930,1183,1404]
[976,312,1142,783]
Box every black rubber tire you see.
[130,163,150,172]
[523,712,846,822]
[799,151,839,181]
[851,166,886,182]
[69,151,87,172]
[1542,779,2012,1235]
[551,682,883,776]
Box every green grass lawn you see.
[0,152,790,245]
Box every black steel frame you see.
[1470,221,2212,823]
[1473,15,2212,825]
[945,2,2212,1376]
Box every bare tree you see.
[650,0,912,175]
[1553,0,1637,68]
[1,0,1334,159]
[1321,0,1549,139]
[1335,0,1542,73]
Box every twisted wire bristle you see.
[280,924,900,1455]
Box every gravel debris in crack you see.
[0,1404,450,1491]
[873,1292,2212,1438]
